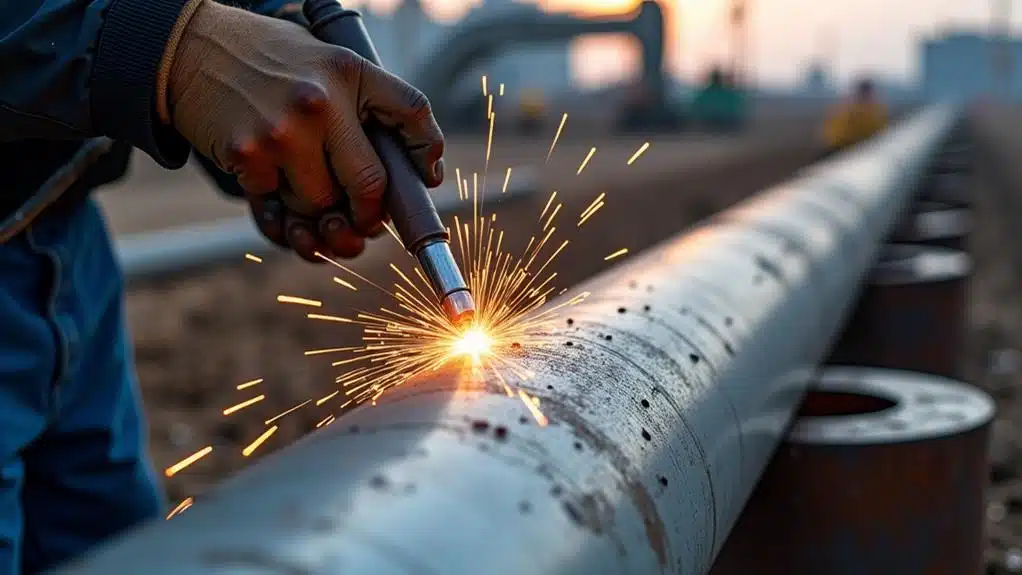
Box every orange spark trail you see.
[242,426,278,457]
[546,113,567,162]
[577,147,596,175]
[277,295,322,307]
[165,446,212,477]
[628,142,650,165]
[236,378,263,390]
[604,248,629,261]
[223,395,265,415]
[245,253,262,263]
[166,497,194,520]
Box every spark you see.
[333,277,358,291]
[265,399,312,425]
[577,147,596,175]
[627,142,650,165]
[604,248,629,261]
[316,415,335,428]
[304,346,359,356]
[382,223,405,248]
[277,295,321,307]
[518,389,548,427]
[166,497,194,520]
[165,446,212,477]
[546,113,567,162]
[487,94,494,120]
[578,192,606,227]
[223,395,265,415]
[502,167,512,194]
[307,313,353,323]
[242,426,278,457]
[236,378,263,390]
[245,253,262,263]
[481,75,488,96]
[451,327,493,365]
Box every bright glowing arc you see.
[451,327,494,364]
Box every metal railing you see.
[60,105,959,574]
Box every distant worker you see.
[822,78,889,155]
[691,66,746,132]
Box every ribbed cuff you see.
[91,0,193,168]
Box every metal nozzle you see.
[416,240,476,326]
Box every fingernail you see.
[433,159,444,182]
[327,218,342,231]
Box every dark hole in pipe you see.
[797,391,897,418]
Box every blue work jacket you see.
[0,0,297,238]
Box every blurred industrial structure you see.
[363,0,571,102]
[920,31,1022,101]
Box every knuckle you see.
[405,88,433,120]
[352,164,386,200]
[292,82,330,113]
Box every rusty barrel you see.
[710,366,994,575]
[891,200,972,251]
[828,244,970,379]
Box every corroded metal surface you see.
[57,107,959,575]
[828,244,971,378]
[710,367,994,575]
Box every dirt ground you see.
[967,107,1022,574]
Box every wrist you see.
[156,0,208,125]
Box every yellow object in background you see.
[823,100,889,151]
[519,89,546,119]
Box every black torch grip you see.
[303,0,448,252]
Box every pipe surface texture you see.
[56,106,959,575]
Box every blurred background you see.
[103,1,1022,570]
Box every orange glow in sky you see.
[344,0,1022,86]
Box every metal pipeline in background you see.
[890,200,973,251]
[920,136,973,208]
[827,244,971,379]
[56,106,959,575]
[116,166,539,282]
[710,367,994,575]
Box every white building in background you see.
[357,0,572,101]
[920,31,1022,101]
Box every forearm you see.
[0,0,194,167]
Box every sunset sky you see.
[346,0,1008,87]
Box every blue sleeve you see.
[0,0,300,171]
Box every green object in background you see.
[690,84,747,131]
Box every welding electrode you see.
[291,0,476,326]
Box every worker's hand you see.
[160,0,445,261]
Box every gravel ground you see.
[966,108,1022,574]
[122,134,819,506]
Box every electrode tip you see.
[442,290,476,327]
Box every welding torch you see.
[278,0,476,327]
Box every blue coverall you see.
[0,1,295,571]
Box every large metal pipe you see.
[56,106,959,575]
